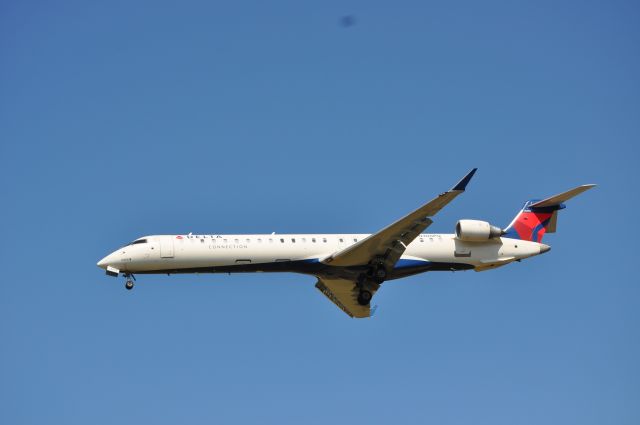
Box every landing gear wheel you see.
[374,266,387,282]
[125,280,134,290]
[357,290,372,306]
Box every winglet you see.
[452,168,478,191]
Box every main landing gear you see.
[373,266,387,282]
[367,259,387,283]
[356,260,388,306]
[124,274,135,290]
[357,289,372,306]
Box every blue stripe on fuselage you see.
[393,259,431,270]
[302,257,430,271]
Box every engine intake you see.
[455,219,504,242]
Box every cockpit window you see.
[129,239,147,245]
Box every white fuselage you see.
[94,170,589,318]
[97,233,547,278]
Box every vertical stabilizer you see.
[503,184,595,242]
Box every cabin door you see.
[160,236,174,258]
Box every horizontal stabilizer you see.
[529,184,596,208]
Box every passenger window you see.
[312,238,316,243]
[268,238,273,243]
[223,239,228,243]
[258,238,262,243]
[234,239,239,243]
[280,238,285,243]
[246,238,250,243]
[291,238,296,243]
[353,238,357,242]
[339,238,344,243]
[420,239,424,242]
[302,238,306,243]
[201,239,204,243]
[323,238,327,243]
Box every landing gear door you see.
[160,236,174,258]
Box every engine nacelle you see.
[455,219,504,242]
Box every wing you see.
[315,277,371,318]
[321,168,477,270]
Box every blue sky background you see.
[1,1,638,423]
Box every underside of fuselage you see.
[132,258,475,280]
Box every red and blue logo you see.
[504,201,564,242]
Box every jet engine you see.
[455,219,504,242]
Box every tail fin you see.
[503,184,595,242]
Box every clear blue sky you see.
[1,1,638,423]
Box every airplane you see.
[97,169,595,318]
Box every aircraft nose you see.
[539,244,551,254]
[97,256,110,269]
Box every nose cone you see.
[539,244,551,254]
[97,256,110,269]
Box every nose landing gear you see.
[124,273,136,290]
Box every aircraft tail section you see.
[503,184,595,242]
